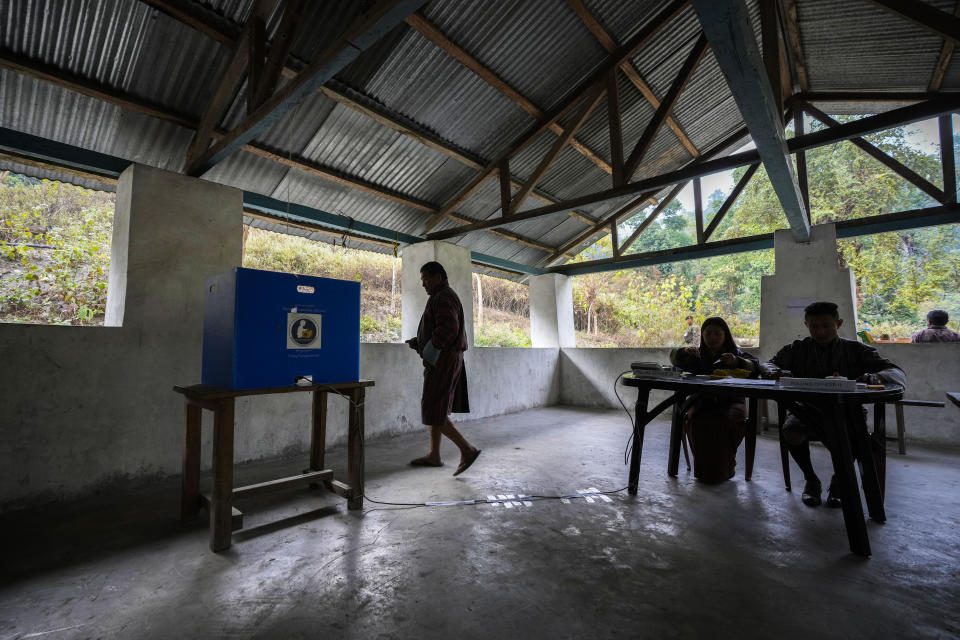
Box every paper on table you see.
[700,378,777,386]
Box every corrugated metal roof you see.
[3,0,954,273]
[798,0,952,91]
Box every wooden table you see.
[622,375,903,557]
[174,379,374,552]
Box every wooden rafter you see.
[186,0,424,177]
[929,1,960,91]
[419,0,688,234]
[542,194,656,265]
[940,115,957,203]
[0,49,571,258]
[793,110,810,219]
[510,83,605,214]
[617,183,686,254]
[607,66,625,187]
[404,12,612,175]
[693,177,704,244]
[623,33,709,179]
[135,0,597,232]
[186,0,275,167]
[702,163,759,241]
[249,0,307,111]
[779,0,808,92]
[760,0,783,116]
[498,160,512,215]
[802,102,947,203]
[567,0,700,158]
[866,0,960,46]
[693,0,808,240]
[138,0,241,47]
[429,91,960,242]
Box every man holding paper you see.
[405,261,481,476]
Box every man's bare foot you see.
[410,456,443,467]
[453,448,481,476]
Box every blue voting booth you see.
[202,267,360,390]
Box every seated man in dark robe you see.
[760,301,906,508]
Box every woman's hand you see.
[858,373,883,385]
[717,352,738,368]
[759,363,782,380]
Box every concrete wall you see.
[759,223,858,361]
[870,343,960,444]
[559,347,677,413]
[0,164,242,509]
[556,345,960,446]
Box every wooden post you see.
[607,66,624,187]
[693,177,704,244]
[347,388,365,510]
[499,159,512,215]
[310,390,328,471]
[210,398,235,552]
[610,220,620,257]
[794,110,810,221]
[180,402,202,521]
[940,114,956,203]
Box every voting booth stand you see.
[177,267,372,552]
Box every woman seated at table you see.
[669,316,759,483]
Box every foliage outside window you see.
[472,272,530,347]
[0,173,113,326]
[243,227,402,343]
[570,118,959,345]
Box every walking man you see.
[405,261,481,476]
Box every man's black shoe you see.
[826,476,842,508]
[802,480,822,507]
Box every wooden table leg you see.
[628,387,650,494]
[872,402,887,500]
[181,402,202,521]
[667,393,686,477]
[744,397,758,481]
[310,390,328,471]
[347,387,365,510]
[210,398,235,552]
[824,400,871,557]
[852,403,886,523]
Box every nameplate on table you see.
[779,377,857,392]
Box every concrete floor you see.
[1,406,959,639]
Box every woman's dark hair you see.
[419,261,447,281]
[699,316,738,353]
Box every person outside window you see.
[682,315,699,346]
[760,301,906,508]
[911,310,960,343]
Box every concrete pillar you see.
[529,273,575,348]
[106,164,242,330]
[759,223,858,360]
[400,241,474,346]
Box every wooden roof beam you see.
[186,0,426,176]
[567,0,699,158]
[778,0,809,93]
[866,0,960,46]
[928,1,960,91]
[692,0,809,241]
[623,33,709,179]
[419,0,689,233]
[404,12,612,175]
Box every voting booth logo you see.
[287,313,322,349]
